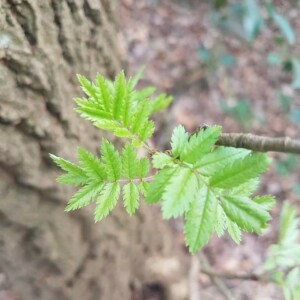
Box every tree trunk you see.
[0,1,187,299]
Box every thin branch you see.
[216,133,300,154]
[200,269,268,283]
[198,252,235,300]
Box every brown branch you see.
[216,133,300,154]
[200,269,268,283]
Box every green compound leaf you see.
[210,152,270,188]
[50,154,89,186]
[77,74,99,101]
[152,152,174,169]
[253,195,276,210]
[145,167,177,204]
[101,139,122,181]
[150,93,173,114]
[221,195,271,233]
[227,218,242,244]
[131,99,152,136]
[65,181,104,212]
[121,143,137,179]
[76,70,157,143]
[113,70,127,119]
[96,73,113,112]
[214,204,227,237]
[181,125,222,164]
[138,181,149,197]
[74,98,111,121]
[196,146,250,175]
[95,182,120,222]
[162,168,200,218]
[171,125,189,158]
[137,157,150,178]
[77,147,106,180]
[184,186,217,253]
[123,182,139,215]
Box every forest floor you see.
[120,0,300,299]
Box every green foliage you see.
[51,70,274,253]
[264,202,300,300]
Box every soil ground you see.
[120,1,300,299]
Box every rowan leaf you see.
[152,152,174,169]
[227,218,242,244]
[171,125,189,158]
[221,195,271,233]
[145,167,177,204]
[162,168,199,218]
[151,93,173,114]
[137,157,150,178]
[113,71,126,119]
[77,147,106,180]
[50,154,89,185]
[121,143,137,179]
[123,182,139,215]
[184,186,217,253]
[65,181,104,211]
[210,152,270,188]
[181,126,222,164]
[95,182,120,221]
[196,146,250,175]
[101,140,121,181]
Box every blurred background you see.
[0,0,300,299]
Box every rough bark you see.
[0,1,187,299]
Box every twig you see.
[198,252,235,300]
[189,255,202,300]
[216,133,300,154]
[200,269,267,283]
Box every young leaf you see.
[131,99,152,134]
[137,157,150,178]
[196,146,250,175]
[121,143,137,179]
[113,127,133,138]
[128,66,144,90]
[96,73,113,112]
[77,74,98,101]
[145,167,177,204]
[181,126,222,164]
[95,182,120,221]
[227,218,242,244]
[210,152,269,188]
[184,186,217,253]
[77,147,106,180]
[162,168,199,218]
[65,181,104,211]
[152,152,174,169]
[101,140,121,181]
[215,204,227,237]
[74,98,111,122]
[50,154,89,185]
[113,71,127,119]
[138,181,149,197]
[253,195,275,210]
[139,120,155,141]
[221,195,271,233]
[171,125,189,158]
[151,93,173,114]
[229,178,260,197]
[123,182,139,215]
